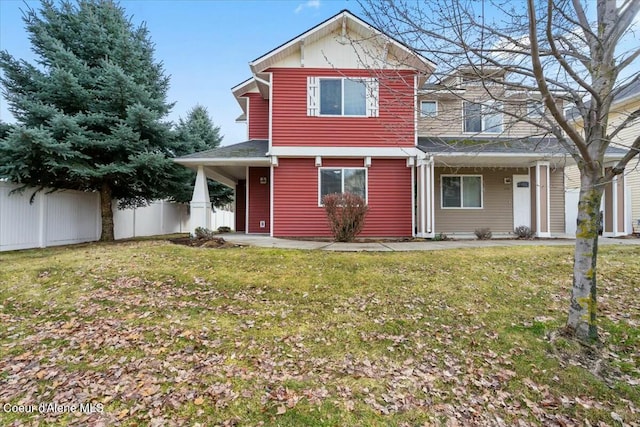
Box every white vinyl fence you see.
[0,182,235,251]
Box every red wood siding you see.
[270,68,416,147]
[235,180,246,232]
[273,158,412,237]
[248,167,270,233]
[245,93,269,140]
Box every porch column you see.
[190,166,211,235]
[535,161,551,238]
[606,174,627,237]
[416,156,435,238]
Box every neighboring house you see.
[565,79,639,236]
[176,10,628,238]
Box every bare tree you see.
[360,0,640,342]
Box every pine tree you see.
[0,0,176,241]
[171,105,233,206]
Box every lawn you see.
[0,240,638,426]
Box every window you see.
[441,175,482,208]
[319,168,367,204]
[527,101,544,118]
[307,77,378,117]
[420,101,437,118]
[463,101,502,133]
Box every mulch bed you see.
[169,236,243,249]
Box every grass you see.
[0,240,638,426]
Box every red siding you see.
[235,180,246,232]
[273,158,412,237]
[248,167,270,233]
[245,93,269,140]
[270,68,416,147]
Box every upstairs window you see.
[308,77,378,117]
[527,100,544,118]
[420,101,437,118]
[463,101,502,133]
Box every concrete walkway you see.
[223,234,640,252]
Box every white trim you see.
[427,158,434,235]
[612,175,619,236]
[364,156,371,168]
[411,164,415,237]
[269,146,419,157]
[245,166,249,234]
[246,97,250,141]
[414,75,418,148]
[534,161,551,238]
[440,174,484,209]
[313,77,378,117]
[315,156,322,167]
[317,167,368,206]
[268,72,273,150]
[420,100,438,118]
[270,165,274,237]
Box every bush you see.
[514,225,534,239]
[474,227,492,240]
[194,227,216,239]
[433,232,449,241]
[217,226,231,233]
[322,192,369,242]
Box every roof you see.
[418,137,566,154]
[418,136,627,156]
[614,78,640,105]
[176,140,268,160]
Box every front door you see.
[513,174,531,229]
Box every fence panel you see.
[0,183,99,251]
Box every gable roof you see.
[248,9,436,74]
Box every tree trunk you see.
[100,182,115,242]
[567,170,604,342]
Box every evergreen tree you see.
[0,0,176,241]
[171,105,233,206]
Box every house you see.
[564,79,639,236]
[176,10,629,239]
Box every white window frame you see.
[462,101,503,134]
[420,100,438,118]
[440,174,483,209]
[318,167,368,206]
[307,76,378,117]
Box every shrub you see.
[474,227,492,240]
[514,225,534,239]
[194,227,216,239]
[433,232,449,241]
[217,226,231,233]
[322,192,369,242]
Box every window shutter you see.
[366,78,379,117]
[307,76,319,116]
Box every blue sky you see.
[0,0,356,145]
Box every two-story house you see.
[176,10,628,239]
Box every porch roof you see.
[176,139,269,162]
[174,140,270,187]
[418,137,626,167]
